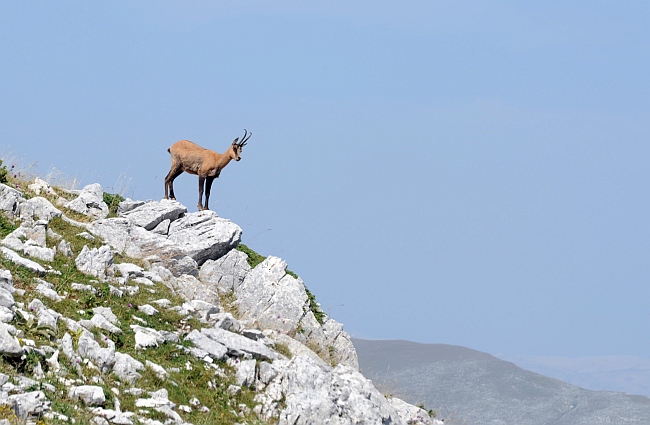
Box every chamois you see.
[164,129,252,211]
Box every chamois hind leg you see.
[204,176,215,211]
[198,176,206,211]
[164,166,183,200]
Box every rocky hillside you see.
[354,339,650,425]
[0,177,439,425]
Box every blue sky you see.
[1,2,649,358]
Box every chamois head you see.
[230,129,252,162]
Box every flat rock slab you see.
[167,211,242,266]
[0,247,46,275]
[119,199,186,231]
[197,328,279,361]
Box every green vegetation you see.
[304,286,326,324]
[103,191,125,217]
[0,213,17,238]
[236,243,266,268]
[0,159,8,184]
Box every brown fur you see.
[164,131,250,211]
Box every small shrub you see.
[0,159,8,184]
[304,285,326,324]
[103,191,125,216]
[236,243,266,268]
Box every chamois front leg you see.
[204,176,215,211]
[198,176,206,211]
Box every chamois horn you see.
[239,129,252,147]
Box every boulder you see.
[184,329,228,361]
[119,199,186,230]
[77,330,116,373]
[7,391,51,419]
[64,183,109,219]
[199,248,251,294]
[18,196,62,223]
[256,355,413,425]
[27,177,58,197]
[388,397,441,425]
[166,211,242,265]
[169,274,219,305]
[235,256,309,334]
[0,183,24,217]
[180,299,220,323]
[0,247,45,275]
[75,245,114,280]
[116,198,145,215]
[189,328,279,361]
[0,287,14,309]
[0,269,13,292]
[89,217,174,259]
[69,385,106,406]
[112,352,144,385]
[0,322,22,356]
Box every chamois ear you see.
[231,137,240,145]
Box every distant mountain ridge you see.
[497,354,650,397]
[353,338,650,425]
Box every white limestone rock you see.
[28,298,60,329]
[65,183,109,219]
[166,210,242,266]
[27,177,58,197]
[18,196,62,223]
[181,299,220,323]
[77,330,116,373]
[0,247,46,275]
[190,328,279,361]
[7,390,51,418]
[119,199,186,230]
[258,356,409,425]
[114,262,144,279]
[131,325,166,350]
[75,245,113,280]
[0,306,13,323]
[235,359,257,387]
[184,329,228,361]
[235,256,309,334]
[199,248,251,294]
[0,287,14,309]
[235,256,358,369]
[0,269,13,291]
[116,198,145,215]
[0,322,22,356]
[112,352,144,384]
[388,396,440,425]
[0,183,24,217]
[138,304,159,316]
[58,239,73,257]
[69,385,106,406]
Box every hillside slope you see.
[353,339,650,425]
[0,176,437,425]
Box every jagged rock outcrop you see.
[0,177,436,425]
[65,183,109,219]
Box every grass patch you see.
[0,212,17,238]
[236,243,266,268]
[103,191,125,217]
